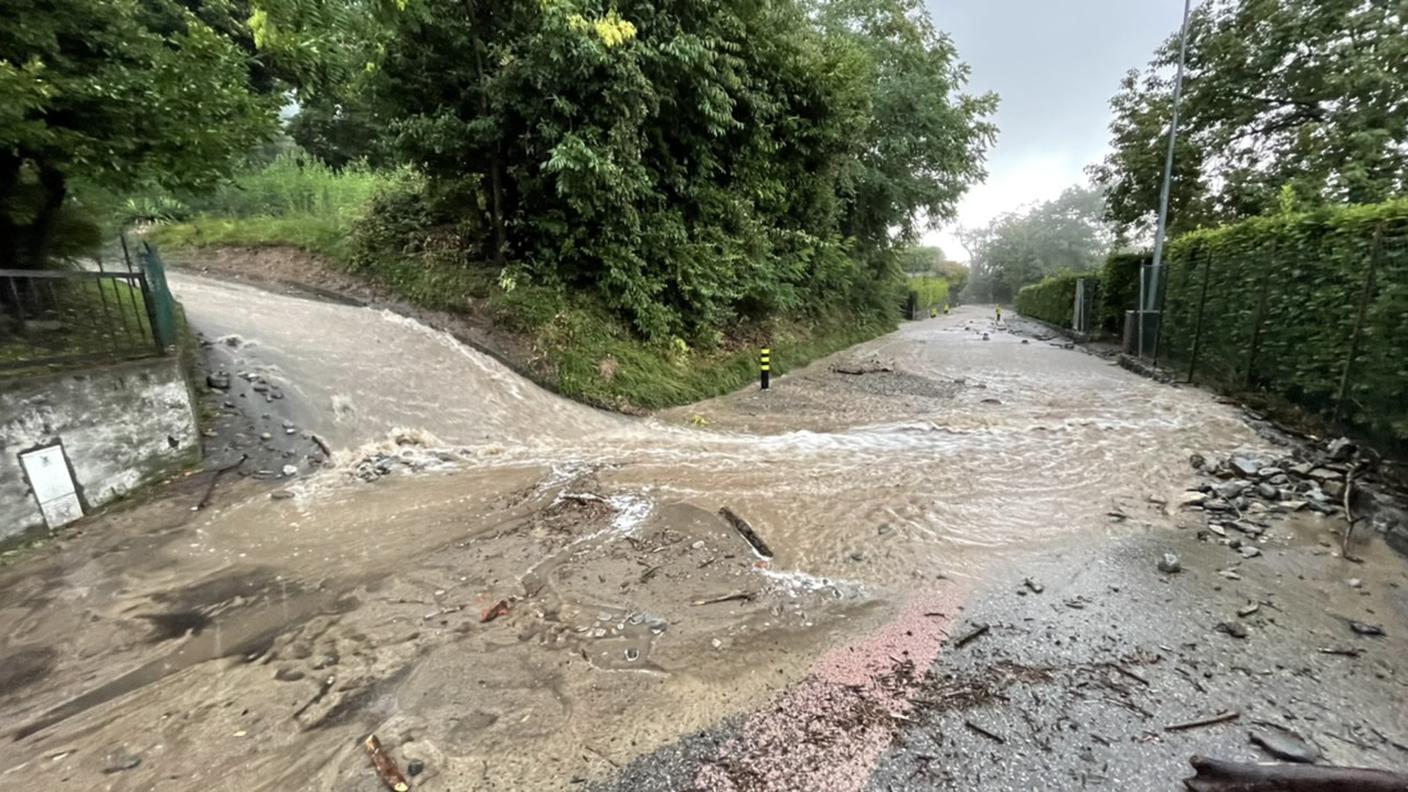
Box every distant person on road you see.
[995,305,1003,325]
[944,303,950,315]
[930,306,937,319]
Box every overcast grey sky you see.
[923,0,1188,260]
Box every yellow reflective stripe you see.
[760,348,771,354]
[760,365,770,371]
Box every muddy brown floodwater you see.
[0,284,1374,792]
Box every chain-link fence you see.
[1155,221,1408,443]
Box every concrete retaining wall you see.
[1,356,199,541]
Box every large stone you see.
[206,373,231,391]
[1214,480,1249,499]
[1322,479,1346,499]
[1157,553,1182,574]
[1308,467,1343,483]
[1326,437,1357,462]
[1229,457,1262,478]
[1255,483,1279,500]
[1256,466,1284,479]
[1179,491,1208,508]
[1250,727,1320,764]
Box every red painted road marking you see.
[697,588,966,791]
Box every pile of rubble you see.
[1180,436,1407,556]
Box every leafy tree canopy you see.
[367,0,996,340]
[1090,0,1408,241]
[960,185,1112,302]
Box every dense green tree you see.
[899,246,945,274]
[368,0,995,340]
[960,185,1111,302]
[814,0,998,252]
[1091,0,1408,240]
[1,0,283,269]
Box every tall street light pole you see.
[1140,0,1193,359]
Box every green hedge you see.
[1015,271,1089,327]
[1160,199,1408,441]
[1098,251,1149,332]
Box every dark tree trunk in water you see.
[28,165,67,269]
[0,151,21,271]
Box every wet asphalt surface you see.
[589,519,1408,791]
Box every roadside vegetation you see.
[112,0,994,409]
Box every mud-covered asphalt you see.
[1,272,1404,791]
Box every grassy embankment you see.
[147,157,896,411]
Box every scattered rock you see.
[1217,621,1249,639]
[102,751,141,773]
[1239,545,1262,559]
[260,432,273,441]
[1207,523,1227,538]
[1214,480,1249,499]
[281,464,298,477]
[1326,437,1357,461]
[252,382,270,393]
[1322,480,1346,499]
[206,373,231,391]
[849,551,865,563]
[1255,483,1278,500]
[1308,467,1342,483]
[1249,726,1321,764]
[1347,578,1362,589]
[1189,453,1207,470]
[1023,578,1044,594]
[1157,553,1182,574]
[271,490,295,501]
[1179,491,1208,508]
[1205,498,1233,512]
[1348,621,1385,637]
[1237,603,1260,617]
[1230,520,1265,537]
[407,760,425,777]
[1229,457,1262,478]
[1256,467,1284,479]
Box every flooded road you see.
[4,275,1399,791]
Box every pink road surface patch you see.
[696,589,964,792]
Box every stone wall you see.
[1,356,199,541]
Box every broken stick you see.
[953,623,990,648]
[1341,463,1362,562]
[363,734,410,792]
[692,591,755,606]
[1183,755,1408,791]
[964,719,1005,744]
[1165,711,1239,732]
[194,454,247,510]
[719,507,773,558]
